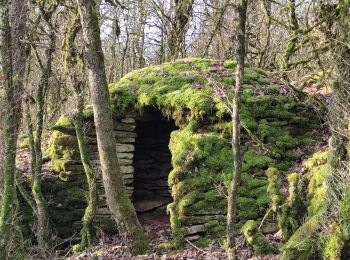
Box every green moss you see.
[304,151,330,217]
[18,134,30,149]
[194,237,212,247]
[167,202,186,248]
[258,119,297,152]
[110,58,279,121]
[241,185,268,200]
[191,190,226,213]
[169,127,233,199]
[339,190,350,224]
[237,172,269,215]
[281,215,321,260]
[99,218,118,234]
[324,224,344,260]
[288,172,299,183]
[223,60,237,69]
[308,182,327,217]
[174,172,218,196]
[240,173,268,191]
[50,209,74,224]
[72,244,83,253]
[46,116,82,178]
[110,88,137,115]
[56,115,72,126]
[51,115,75,134]
[256,193,270,208]
[83,108,94,119]
[190,58,216,71]
[177,190,203,215]
[242,150,273,173]
[157,242,176,250]
[46,130,79,174]
[240,106,258,130]
[323,189,350,259]
[266,167,283,212]
[243,68,269,84]
[241,220,277,256]
[279,151,331,258]
[305,151,329,170]
[237,197,260,219]
[168,167,187,186]
[268,84,280,94]
[208,224,225,234]
[178,191,259,219]
[279,172,305,240]
[61,187,87,207]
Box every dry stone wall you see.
[44,59,325,246]
[44,109,179,237]
[43,111,139,236]
[84,112,138,230]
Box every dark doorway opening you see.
[133,107,177,217]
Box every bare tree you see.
[168,0,194,60]
[226,0,248,259]
[0,0,28,258]
[62,10,99,252]
[76,0,149,255]
[24,1,60,250]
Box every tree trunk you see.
[108,8,120,83]
[135,0,146,68]
[280,0,298,80]
[30,25,55,251]
[75,0,149,255]
[62,10,99,252]
[73,84,98,252]
[168,0,194,61]
[0,0,28,258]
[226,1,248,259]
[258,0,271,68]
[201,0,229,58]
[0,108,3,190]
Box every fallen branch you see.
[185,239,205,252]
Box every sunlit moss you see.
[266,167,283,212]
[241,220,277,256]
[280,215,321,260]
[281,151,330,258]
[324,224,344,260]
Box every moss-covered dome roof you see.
[106,58,321,172]
[108,58,272,122]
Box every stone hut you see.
[44,58,322,246]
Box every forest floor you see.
[64,208,282,260]
[67,209,243,260]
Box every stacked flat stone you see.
[61,112,138,233]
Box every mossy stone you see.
[241,220,277,256]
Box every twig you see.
[52,232,78,250]
[259,208,272,231]
[185,239,205,252]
